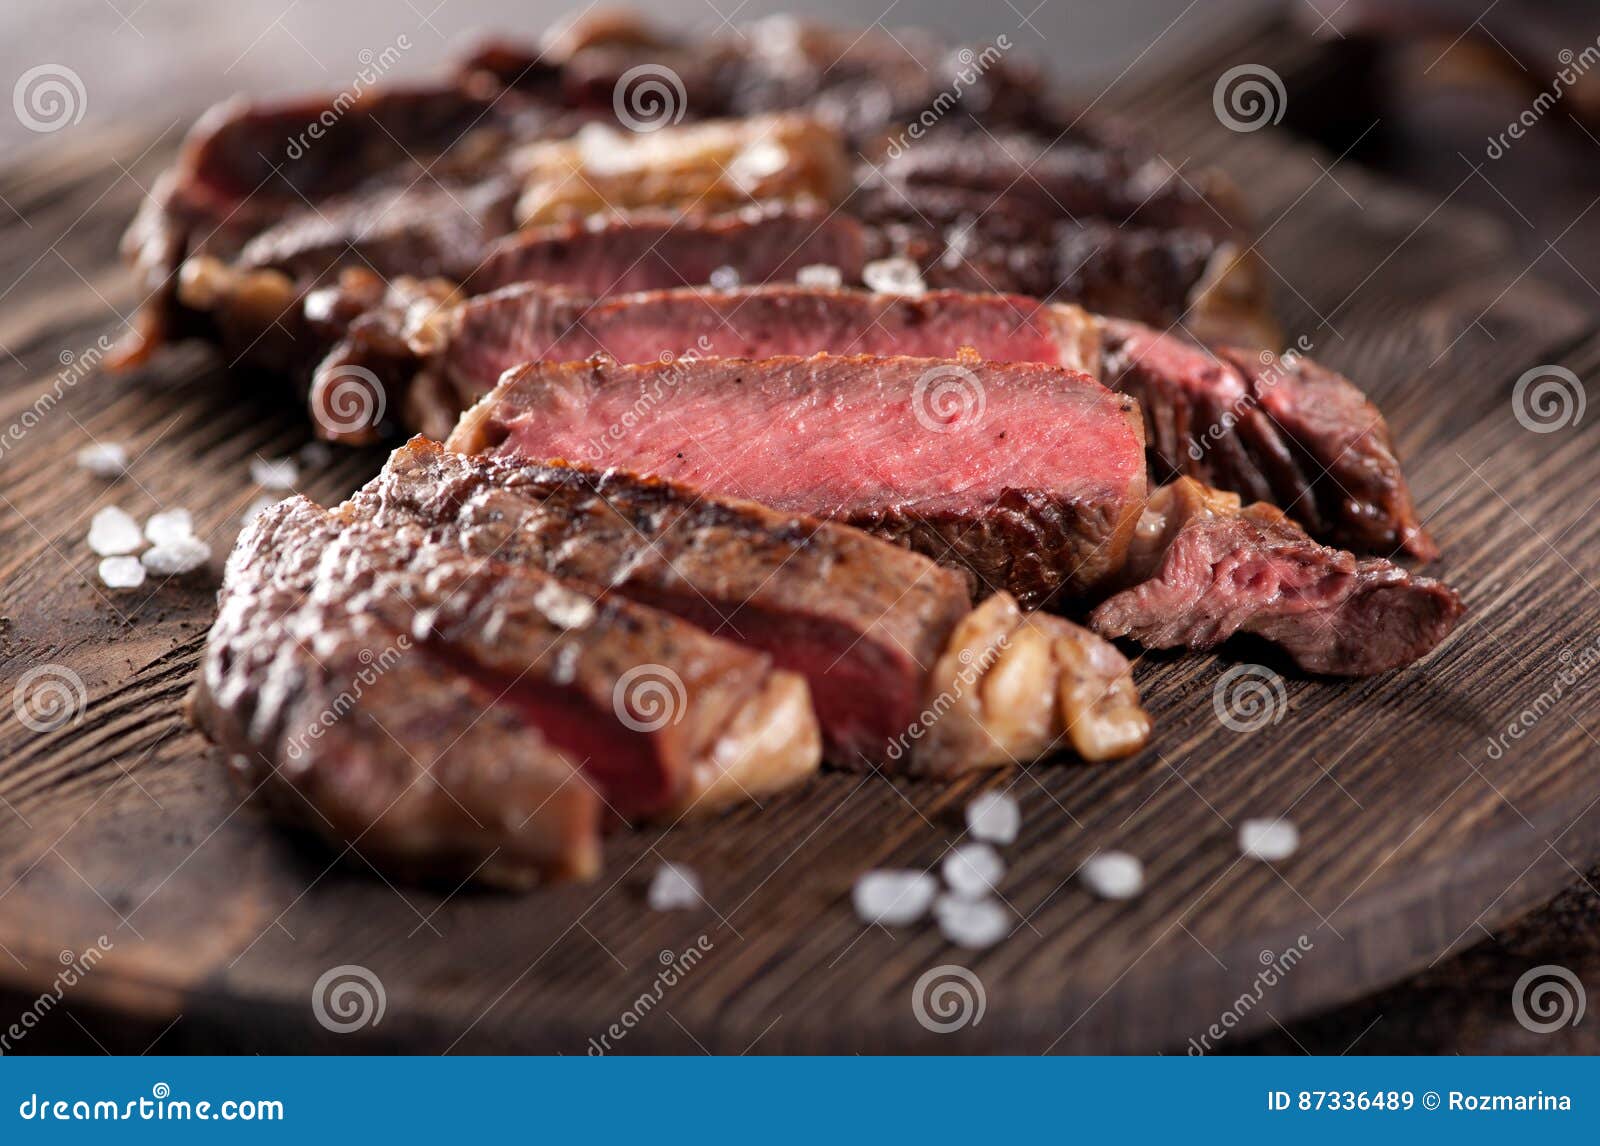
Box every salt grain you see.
[98,555,146,589]
[144,508,195,546]
[77,442,128,479]
[87,506,144,556]
[966,791,1021,845]
[1080,851,1144,900]
[934,894,1009,949]
[647,862,703,911]
[708,265,741,291]
[942,842,1005,898]
[852,870,937,925]
[796,263,843,289]
[141,536,211,575]
[862,256,926,298]
[298,441,334,468]
[1239,818,1299,861]
[251,456,298,490]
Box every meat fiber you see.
[1088,479,1463,675]
[1101,319,1436,560]
[345,438,1150,770]
[445,352,1150,606]
[191,495,822,884]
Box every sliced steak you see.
[1101,319,1435,560]
[446,352,1149,607]
[428,284,1100,415]
[468,202,868,295]
[345,438,1150,770]
[1088,479,1463,675]
[192,496,822,882]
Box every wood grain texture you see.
[2,12,1598,1054]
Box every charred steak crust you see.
[1101,319,1436,561]
[1088,480,1463,675]
[445,351,1149,604]
[341,438,974,762]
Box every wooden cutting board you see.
[2,13,1598,1054]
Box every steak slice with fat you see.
[347,438,1150,770]
[445,352,1149,607]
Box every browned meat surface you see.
[191,495,821,884]
[1101,319,1436,560]
[445,352,1149,607]
[346,439,1150,770]
[1088,479,1464,675]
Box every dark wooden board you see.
[3,13,1599,1054]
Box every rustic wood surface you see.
[2,12,1599,1054]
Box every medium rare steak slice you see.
[1101,319,1436,560]
[346,439,1150,770]
[1088,480,1463,675]
[446,352,1149,607]
[426,284,1101,418]
[468,203,867,295]
[192,496,821,882]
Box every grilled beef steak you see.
[446,352,1149,606]
[1088,479,1463,675]
[1101,319,1435,560]
[345,438,1150,770]
[192,495,823,882]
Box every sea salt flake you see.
[141,536,211,575]
[647,862,703,911]
[966,791,1021,845]
[796,263,843,288]
[298,441,334,468]
[862,256,926,298]
[1081,851,1144,900]
[144,508,195,546]
[708,265,741,290]
[77,442,128,478]
[852,870,937,925]
[98,555,146,589]
[241,495,279,527]
[87,506,144,556]
[1239,818,1299,861]
[934,894,1009,949]
[251,456,299,490]
[942,842,1005,898]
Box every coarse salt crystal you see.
[862,256,926,298]
[942,842,1004,898]
[141,536,211,575]
[852,870,937,925]
[934,894,1009,949]
[77,442,128,479]
[1080,851,1144,900]
[708,265,741,291]
[251,456,298,490]
[966,791,1020,845]
[796,263,843,289]
[1239,818,1299,861]
[98,555,146,589]
[87,506,143,556]
[647,862,703,911]
[144,508,195,547]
